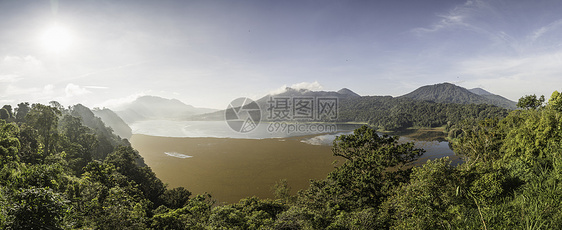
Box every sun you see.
[40,23,73,54]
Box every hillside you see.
[400,83,516,109]
[469,88,517,109]
[468,87,493,96]
[114,96,217,124]
[92,108,133,139]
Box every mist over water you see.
[130,120,360,139]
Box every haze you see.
[1,0,561,109]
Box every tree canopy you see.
[1,92,561,229]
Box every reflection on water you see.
[130,120,364,139]
[300,132,352,145]
[399,136,462,166]
[301,133,462,165]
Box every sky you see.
[1,0,562,109]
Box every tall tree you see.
[1,105,13,119]
[548,90,562,112]
[14,102,30,122]
[25,104,61,156]
[516,94,545,110]
[0,108,9,120]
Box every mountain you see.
[114,96,217,124]
[257,87,361,101]
[193,87,361,121]
[400,83,516,109]
[337,88,361,98]
[469,88,517,109]
[92,108,133,139]
[468,88,493,96]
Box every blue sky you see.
[1,0,561,109]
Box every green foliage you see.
[14,102,30,122]
[150,194,214,230]
[517,94,546,110]
[338,96,508,131]
[2,95,562,229]
[105,146,166,205]
[1,105,13,120]
[291,126,424,229]
[160,187,192,209]
[451,118,504,165]
[0,102,191,228]
[390,158,463,229]
[549,91,562,112]
[4,187,68,229]
[272,179,293,203]
[0,120,20,165]
[0,109,9,120]
[25,103,61,156]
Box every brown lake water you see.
[129,121,460,204]
[130,134,340,204]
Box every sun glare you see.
[40,23,73,54]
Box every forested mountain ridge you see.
[400,82,517,109]
[337,96,509,131]
[190,83,514,124]
[0,102,192,229]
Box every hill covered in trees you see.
[92,107,133,139]
[400,83,517,109]
[191,83,513,125]
[2,90,561,229]
[338,96,509,132]
[0,102,191,229]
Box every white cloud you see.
[0,74,20,96]
[412,0,479,34]
[529,19,562,42]
[0,55,44,75]
[456,51,562,100]
[65,83,91,97]
[412,0,511,47]
[0,74,21,83]
[291,81,323,91]
[43,84,55,94]
[84,86,109,89]
[5,84,41,97]
[268,81,324,95]
[0,56,46,99]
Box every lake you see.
[129,121,460,204]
